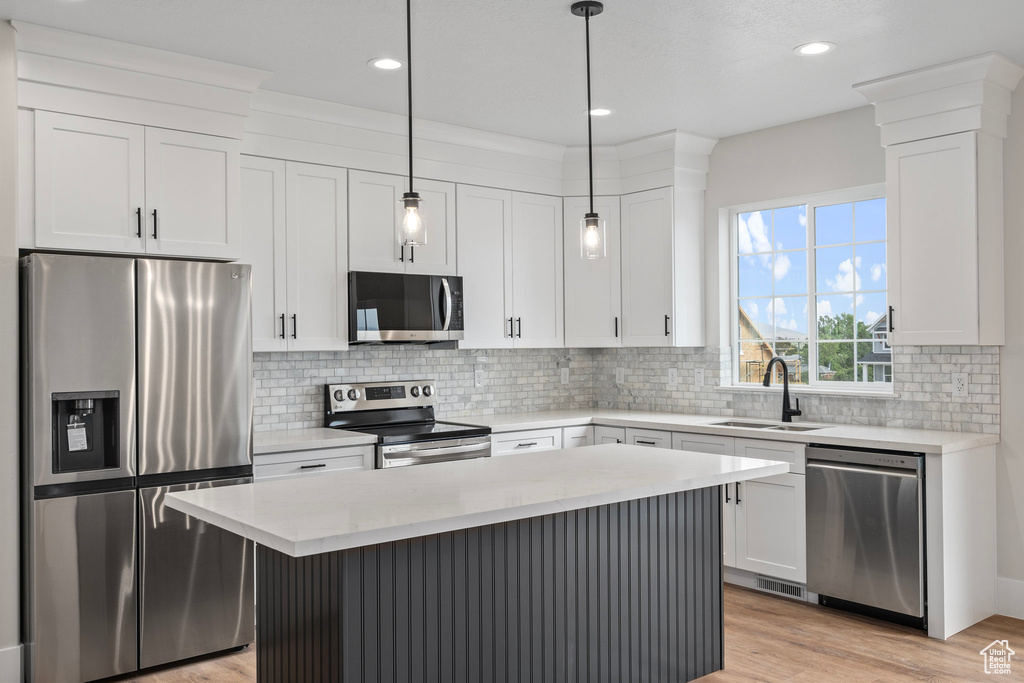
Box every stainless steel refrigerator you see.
[21,254,255,683]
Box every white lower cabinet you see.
[562,426,594,448]
[671,432,734,455]
[594,426,625,444]
[492,428,563,455]
[254,445,373,482]
[626,427,672,448]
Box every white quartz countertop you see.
[253,427,375,455]
[166,444,789,558]
[454,409,998,454]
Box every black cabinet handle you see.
[665,314,670,336]
[517,442,538,448]
[136,207,142,238]
[291,314,297,339]
[279,314,286,339]
[725,483,731,503]
[614,316,619,338]
[507,317,514,338]
[410,245,415,263]
[399,244,405,262]
[637,439,656,445]
[151,209,158,239]
[615,438,622,443]
[300,463,326,470]
[516,317,522,338]
[736,482,742,504]
[888,306,894,333]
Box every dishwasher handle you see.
[806,460,920,479]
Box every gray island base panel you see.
[256,487,722,683]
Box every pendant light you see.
[572,0,606,259]
[401,0,425,247]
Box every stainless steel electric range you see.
[324,380,491,468]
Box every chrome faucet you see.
[763,357,802,423]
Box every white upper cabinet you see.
[886,131,1001,345]
[456,185,514,349]
[239,156,288,352]
[32,111,240,259]
[286,162,349,351]
[34,111,146,254]
[143,127,240,259]
[510,192,564,348]
[621,187,674,346]
[348,170,456,275]
[563,196,622,347]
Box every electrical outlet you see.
[694,368,705,387]
[952,372,968,397]
[474,367,485,388]
[615,367,625,384]
[668,368,678,386]
[560,367,570,385]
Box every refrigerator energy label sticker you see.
[67,425,88,452]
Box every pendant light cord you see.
[407,0,414,194]
[585,9,594,214]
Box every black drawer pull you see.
[300,463,327,470]
[516,442,538,448]
[637,439,656,445]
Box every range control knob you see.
[422,385,434,397]
[410,386,421,397]
[334,390,344,402]
[347,389,360,401]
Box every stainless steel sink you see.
[767,424,824,432]
[711,420,775,429]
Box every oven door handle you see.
[385,441,488,457]
[379,441,490,468]
[440,277,452,332]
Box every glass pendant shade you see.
[401,192,426,246]
[580,212,606,259]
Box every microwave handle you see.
[440,277,452,331]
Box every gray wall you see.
[0,20,19,680]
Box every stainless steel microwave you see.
[348,271,464,343]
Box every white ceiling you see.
[3,0,1024,145]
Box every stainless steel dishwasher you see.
[805,444,926,628]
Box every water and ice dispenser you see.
[51,390,120,473]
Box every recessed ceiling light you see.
[369,58,403,70]
[794,41,836,56]
[588,108,613,116]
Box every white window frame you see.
[727,183,892,394]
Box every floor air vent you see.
[755,575,806,600]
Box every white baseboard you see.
[0,643,21,683]
[997,576,1024,619]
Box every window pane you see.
[737,341,775,384]
[815,202,853,245]
[857,242,886,291]
[816,296,854,340]
[856,339,892,384]
[738,297,774,340]
[816,245,856,293]
[857,293,887,333]
[772,250,808,296]
[773,205,807,251]
[738,211,772,254]
[855,198,886,241]
[737,253,773,298]
[771,341,809,385]
[770,296,808,338]
[816,341,856,381]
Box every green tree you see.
[816,312,874,381]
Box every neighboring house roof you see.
[858,351,892,364]
[738,305,807,342]
[868,313,888,333]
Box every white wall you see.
[998,86,1024,607]
[702,106,885,348]
[0,20,20,681]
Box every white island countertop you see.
[166,444,789,558]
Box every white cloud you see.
[826,258,862,293]
[773,253,791,281]
[864,310,880,324]
[855,294,864,307]
[738,211,771,255]
[817,300,833,318]
[871,263,883,282]
[785,318,799,331]
[767,297,787,319]
[799,210,807,227]
[747,302,759,317]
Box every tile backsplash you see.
[254,344,998,434]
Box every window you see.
[731,186,890,391]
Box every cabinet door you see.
[285,162,348,351]
[621,187,673,346]
[456,185,513,348]
[626,427,672,448]
[886,132,978,345]
[240,156,288,352]
[511,192,564,348]
[407,178,457,276]
[144,128,240,259]
[34,111,146,254]
[563,196,622,347]
[594,426,625,444]
[671,432,735,455]
[348,170,405,273]
[562,426,594,448]
[733,472,806,583]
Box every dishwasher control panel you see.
[806,444,924,472]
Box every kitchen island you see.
[167,444,789,683]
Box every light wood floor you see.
[125,585,1024,682]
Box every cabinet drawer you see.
[594,426,626,445]
[254,446,372,481]
[626,427,672,449]
[492,428,563,455]
[672,432,735,455]
[562,426,594,448]
[734,438,805,475]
